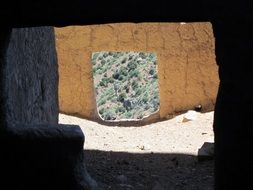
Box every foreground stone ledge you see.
[0,124,99,190]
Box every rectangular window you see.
[91,51,160,121]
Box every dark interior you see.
[1,1,253,189]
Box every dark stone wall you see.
[0,28,11,127]
[0,27,99,190]
[2,27,58,125]
[212,21,253,190]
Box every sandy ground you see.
[59,111,214,190]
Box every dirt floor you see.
[59,111,214,190]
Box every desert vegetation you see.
[92,51,160,121]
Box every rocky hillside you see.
[92,51,160,121]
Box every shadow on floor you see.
[84,150,214,190]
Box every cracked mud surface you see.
[59,111,214,190]
[56,23,218,120]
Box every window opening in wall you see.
[91,51,160,121]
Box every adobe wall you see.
[55,22,218,122]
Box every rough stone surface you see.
[3,27,59,125]
[55,23,219,122]
[0,28,11,126]
[198,142,214,161]
[1,124,98,190]
[0,27,99,190]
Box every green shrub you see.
[108,77,114,83]
[92,68,97,74]
[111,96,118,103]
[113,69,126,81]
[101,77,110,84]
[92,53,100,60]
[92,60,97,65]
[131,81,139,90]
[151,98,160,111]
[149,53,155,59]
[139,52,147,59]
[99,77,114,87]
[144,104,150,110]
[121,57,127,64]
[118,75,124,81]
[97,70,103,75]
[124,85,130,93]
[137,114,144,119]
[113,53,121,58]
[115,106,126,114]
[118,93,126,102]
[96,64,103,70]
[127,61,137,71]
[102,109,116,120]
[112,72,120,80]
[134,88,142,97]
[99,80,107,87]
[119,67,128,76]
[124,111,132,119]
[101,59,106,65]
[99,108,105,115]
[128,55,134,60]
[142,96,149,104]
[149,68,155,75]
[118,52,124,57]
[98,98,106,106]
[129,70,140,78]
[103,52,109,58]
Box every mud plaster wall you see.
[55,22,219,121]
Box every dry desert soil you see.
[59,111,214,190]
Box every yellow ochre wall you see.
[55,22,219,122]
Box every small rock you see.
[137,145,145,150]
[182,110,198,122]
[194,104,202,112]
[137,144,151,150]
[198,142,214,161]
